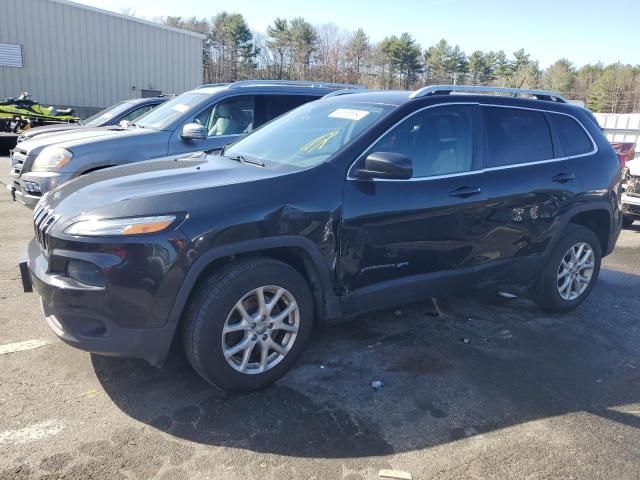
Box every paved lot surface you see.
[1,160,640,479]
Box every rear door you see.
[340,103,487,307]
[475,105,591,282]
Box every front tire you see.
[182,257,313,391]
[530,224,601,312]
[622,216,635,228]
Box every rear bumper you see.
[23,238,180,366]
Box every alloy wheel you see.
[556,242,595,301]
[221,285,299,374]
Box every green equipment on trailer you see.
[0,92,80,133]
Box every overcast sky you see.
[73,0,640,68]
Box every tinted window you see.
[548,113,593,156]
[263,95,318,123]
[194,96,255,137]
[483,107,553,167]
[367,105,474,178]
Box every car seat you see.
[208,102,243,136]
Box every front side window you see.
[194,96,255,137]
[224,100,394,168]
[483,107,553,167]
[365,105,474,178]
[547,113,593,156]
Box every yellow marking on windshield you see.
[299,130,339,153]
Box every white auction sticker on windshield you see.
[329,108,370,121]
[172,104,190,113]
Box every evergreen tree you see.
[543,59,576,96]
[267,18,291,79]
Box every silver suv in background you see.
[9,81,361,208]
[16,96,169,144]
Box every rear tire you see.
[622,216,635,228]
[530,224,601,312]
[182,257,313,392]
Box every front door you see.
[340,103,487,312]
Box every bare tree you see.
[345,28,370,84]
[315,23,344,82]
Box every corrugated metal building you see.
[0,0,204,117]
[594,113,640,148]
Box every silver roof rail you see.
[196,83,230,89]
[323,88,370,99]
[228,80,364,90]
[410,85,567,103]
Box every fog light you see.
[66,260,105,287]
[23,181,41,194]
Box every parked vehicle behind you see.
[10,81,360,208]
[21,85,622,392]
[16,96,169,144]
[622,153,640,227]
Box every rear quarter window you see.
[483,107,554,167]
[547,113,594,156]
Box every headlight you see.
[32,147,73,171]
[64,215,177,237]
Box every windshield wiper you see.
[225,154,264,167]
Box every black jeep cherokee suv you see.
[22,85,622,391]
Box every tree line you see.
[163,13,640,113]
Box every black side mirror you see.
[356,152,413,180]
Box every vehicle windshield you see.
[82,101,134,126]
[134,91,213,130]
[224,100,395,168]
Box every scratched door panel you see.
[340,175,487,292]
[475,157,583,267]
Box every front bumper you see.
[10,171,69,209]
[622,193,640,218]
[22,238,180,366]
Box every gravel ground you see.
[1,159,639,479]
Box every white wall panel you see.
[0,0,203,112]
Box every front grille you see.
[33,203,58,254]
[10,151,26,175]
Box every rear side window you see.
[483,107,553,167]
[263,95,318,123]
[547,113,593,156]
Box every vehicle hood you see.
[18,124,81,142]
[43,153,294,224]
[627,158,640,177]
[16,126,152,156]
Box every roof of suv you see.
[323,85,588,115]
[192,80,364,96]
[128,96,170,105]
